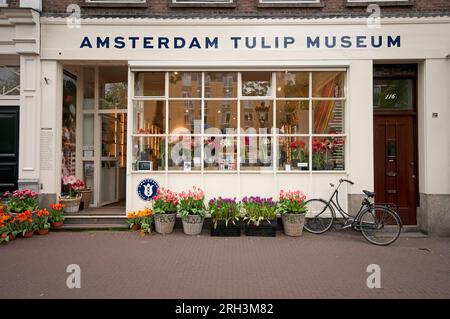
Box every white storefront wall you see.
[36,17,450,221]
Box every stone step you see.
[57,223,128,231]
[64,215,127,225]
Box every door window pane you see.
[83,161,94,205]
[277,137,309,171]
[204,136,237,171]
[312,71,345,98]
[99,66,128,109]
[276,100,309,134]
[242,72,272,97]
[134,72,165,97]
[204,72,237,98]
[313,100,345,134]
[168,136,202,171]
[240,136,273,170]
[276,72,309,98]
[169,72,202,98]
[83,67,94,109]
[312,137,345,171]
[169,100,202,134]
[131,136,166,171]
[133,100,165,134]
[373,79,414,109]
[83,114,94,157]
[240,100,273,134]
[101,114,117,157]
[204,100,237,134]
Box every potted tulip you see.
[35,208,51,235]
[13,210,36,238]
[152,188,178,234]
[3,189,39,216]
[137,208,154,237]
[0,211,18,243]
[277,190,308,237]
[60,175,84,213]
[242,196,277,237]
[209,197,241,237]
[127,211,140,230]
[49,203,65,228]
[178,186,206,236]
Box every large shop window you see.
[131,71,346,172]
[0,66,20,96]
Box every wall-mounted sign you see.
[137,178,159,201]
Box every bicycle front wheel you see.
[359,206,402,246]
[304,199,334,234]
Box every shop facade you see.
[1,2,449,235]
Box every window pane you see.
[83,114,94,157]
[204,72,237,98]
[242,72,272,97]
[168,136,201,171]
[101,114,117,157]
[83,161,94,205]
[204,136,237,171]
[131,136,166,171]
[240,100,273,133]
[276,100,309,134]
[240,136,273,170]
[312,137,345,171]
[277,136,309,171]
[276,71,309,98]
[134,72,165,97]
[83,67,94,109]
[313,100,345,134]
[169,72,202,98]
[0,66,20,96]
[133,100,165,134]
[204,100,237,134]
[373,79,414,109]
[312,71,345,98]
[169,100,201,134]
[99,66,128,109]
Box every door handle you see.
[412,175,416,179]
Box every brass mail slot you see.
[387,172,397,177]
[387,190,397,194]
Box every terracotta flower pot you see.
[9,235,15,241]
[36,229,50,235]
[51,221,64,228]
[131,224,140,231]
[22,231,34,238]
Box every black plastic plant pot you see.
[210,220,241,237]
[244,219,277,237]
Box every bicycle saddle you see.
[363,190,375,198]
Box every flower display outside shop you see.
[3,189,39,214]
[208,197,241,229]
[0,210,17,244]
[276,190,307,215]
[49,203,65,228]
[127,208,154,236]
[241,196,277,226]
[36,209,51,234]
[13,210,36,237]
[62,175,85,198]
[312,138,345,170]
[178,186,206,218]
[152,188,178,214]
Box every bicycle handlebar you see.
[339,179,354,185]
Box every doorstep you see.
[61,214,128,230]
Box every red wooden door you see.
[373,115,417,225]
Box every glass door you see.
[100,113,119,205]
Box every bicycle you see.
[303,179,402,246]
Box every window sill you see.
[169,3,236,8]
[81,2,148,8]
[346,1,414,7]
[257,3,324,8]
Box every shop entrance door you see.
[373,64,418,225]
[0,106,19,194]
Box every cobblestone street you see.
[1,230,449,299]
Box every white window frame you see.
[85,0,146,3]
[0,0,8,7]
[259,0,320,3]
[347,0,410,2]
[172,0,234,4]
[130,69,348,174]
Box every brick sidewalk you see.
[0,230,449,299]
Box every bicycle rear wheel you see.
[304,199,334,234]
[359,206,402,246]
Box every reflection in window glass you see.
[101,114,117,157]
[276,100,309,134]
[313,100,345,134]
[83,161,94,205]
[204,136,237,171]
[134,72,165,96]
[312,71,345,98]
[169,72,202,98]
[0,66,20,96]
[277,137,309,171]
[83,114,94,152]
[133,100,165,134]
[373,79,413,109]
[312,137,345,171]
[132,136,166,171]
[168,136,201,171]
[169,100,201,134]
[240,100,273,133]
[242,72,272,97]
[276,72,309,98]
[240,136,273,170]
[99,66,128,109]
[204,72,237,98]
[204,100,237,134]
[83,67,94,109]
